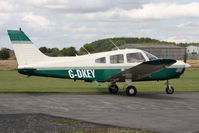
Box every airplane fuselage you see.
[18,49,187,82]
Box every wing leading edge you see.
[107,59,176,82]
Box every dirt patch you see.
[0,60,17,70]
[187,60,199,70]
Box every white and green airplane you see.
[8,29,191,96]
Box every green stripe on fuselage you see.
[18,67,184,82]
[18,69,121,82]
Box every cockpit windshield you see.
[143,51,158,61]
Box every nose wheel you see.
[166,80,174,94]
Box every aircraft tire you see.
[109,84,119,94]
[166,86,174,94]
[126,86,137,96]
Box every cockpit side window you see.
[127,52,145,63]
[143,51,158,61]
[95,57,106,63]
[110,54,124,64]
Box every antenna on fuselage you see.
[82,46,90,54]
[109,40,119,50]
[72,51,78,56]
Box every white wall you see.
[186,45,199,55]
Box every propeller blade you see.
[184,48,187,63]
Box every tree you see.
[39,47,48,53]
[0,48,10,60]
[46,48,52,53]
[79,44,94,55]
[51,48,60,56]
[115,40,126,46]
[60,47,77,56]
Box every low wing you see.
[107,59,176,82]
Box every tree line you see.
[39,44,94,57]
[39,37,199,56]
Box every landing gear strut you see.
[108,79,138,96]
[166,80,174,94]
[108,83,119,94]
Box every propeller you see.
[183,47,191,68]
[184,48,187,63]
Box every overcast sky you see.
[1,0,199,49]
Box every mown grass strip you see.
[0,70,198,93]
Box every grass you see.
[0,70,198,93]
[50,120,153,133]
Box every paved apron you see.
[0,93,199,133]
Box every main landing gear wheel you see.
[109,84,119,94]
[126,86,137,96]
[166,86,174,94]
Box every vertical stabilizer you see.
[7,30,49,67]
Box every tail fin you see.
[7,30,49,67]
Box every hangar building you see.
[113,44,186,60]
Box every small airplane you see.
[7,29,191,96]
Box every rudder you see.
[8,29,49,67]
